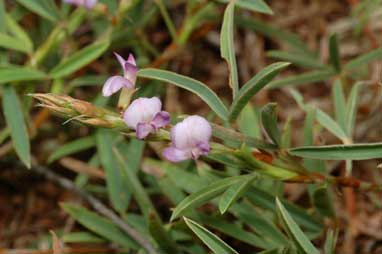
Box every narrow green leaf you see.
[267,50,323,69]
[329,34,341,72]
[324,229,338,254]
[276,198,319,254]
[315,108,348,142]
[138,68,229,120]
[212,123,276,149]
[346,83,361,136]
[5,15,33,52]
[0,66,46,84]
[0,0,5,33]
[289,143,382,160]
[218,0,273,14]
[199,215,274,249]
[218,175,256,214]
[2,86,30,168]
[221,1,239,97]
[332,79,346,131]
[236,16,312,55]
[170,175,247,221]
[0,33,30,53]
[313,186,335,218]
[63,232,106,243]
[230,62,290,121]
[344,47,382,70]
[61,203,138,249]
[238,103,261,139]
[48,136,96,163]
[15,0,60,22]
[50,40,110,79]
[261,103,281,146]
[268,68,335,89]
[184,217,239,254]
[148,212,179,254]
[96,129,129,212]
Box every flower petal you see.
[136,123,154,139]
[123,97,162,129]
[124,62,138,85]
[102,76,133,97]
[127,53,136,66]
[163,147,191,162]
[84,0,97,8]
[152,111,170,129]
[191,141,210,159]
[113,52,126,71]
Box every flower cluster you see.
[63,0,98,9]
[102,53,212,162]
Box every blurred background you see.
[0,0,381,253]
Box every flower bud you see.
[63,0,98,9]
[123,97,170,139]
[102,53,137,97]
[163,115,212,162]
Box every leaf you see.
[276,198,319,254]
[268,69,335,89]
[238,103,261,139]
[184,217,239,254]
[96,129,129,213]
[261,103,281,146]
[218,175,256,214]
[0,33,31,53]
[267,50,323,69]
[229,62,290,121]
[48,136,95,163]
[344,47,382,70]
[61,203,138,249]
[211,123,277,149]
[346,83,361,136]
[170,175,247,221]
[50,40,110,79]
[138,68,229,120]
[221,1,239,97]
[0,0,5,33]
[15,0,60,22]
[2,86,30,168]
[289,143,382,160]
[50,231,62,254]
[0,66,46,84]
[315,107,348,142]
[199,215,274,249]
[218,0,273,14]
[329,34,341,72]
[5,15,33,52]
[324,229,338,254]
[236,16,311,55]
[332,79,346,131]
[313,186,335,218]
[63,232,106,243]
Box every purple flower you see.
[123,97,170,139]
[163,115,212,162]
[63,0,98,9]
[102,53,138,97]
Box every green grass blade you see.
[184,217,239,254]
[328,34,341,72]
[48,136,96,163]
[2,86,30,168]
[267,50,323,69]
[221,1,239,97]
[50,40,110,79]
[332,79,346,131]
[229,62,290,121]
[344,47,382,70]
[138,68,229,120]
[289,143,382,160]
[346,83,361,136]
[261,103,281,146]
[276,198,319,254]
[15,0,60,22]
[0,66,46,84]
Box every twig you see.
[24,163,157,254]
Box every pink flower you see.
[163,116,212,162]
[63,0,97,9]
[102,53,138,97]
[123,97,170,139]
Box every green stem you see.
[154,0,178,43]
